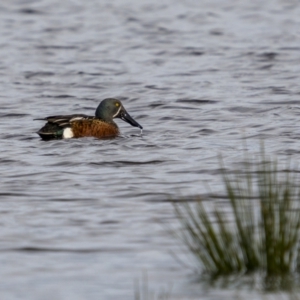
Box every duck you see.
[35,98,143,140]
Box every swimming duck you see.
[35,98,143,140]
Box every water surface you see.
[1,0,300,299]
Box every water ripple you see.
[1,0,300,299]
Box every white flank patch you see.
[63,128,74,139]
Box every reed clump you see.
[175,153,300,277]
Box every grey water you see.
[1,0,300,299]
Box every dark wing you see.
[35,114,92,127]
[35,114,94,140]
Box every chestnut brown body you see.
[71,119,119,138]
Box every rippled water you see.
[1,0,300,299]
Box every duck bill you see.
[119,108,143,129]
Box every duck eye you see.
[115,102,120,107]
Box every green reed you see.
[174,152,300,277]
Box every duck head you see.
[95,98,143,129]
